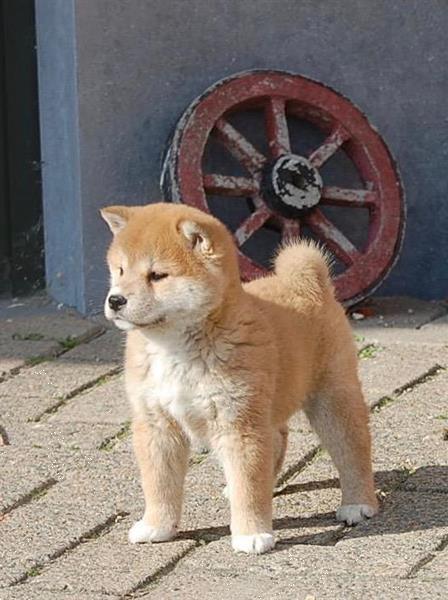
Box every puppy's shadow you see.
[178,466,448,548]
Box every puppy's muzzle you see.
[108,294,127,312]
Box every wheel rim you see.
[161,70,406,305]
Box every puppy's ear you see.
[100,206,130,235]
[178,220,213,254]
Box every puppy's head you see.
[101,203,240,331]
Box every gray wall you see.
[36,0,448,314]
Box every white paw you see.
[336,504,377,526]
[232,533,276,554]
[128,520,177,543]
[222,485,229,499]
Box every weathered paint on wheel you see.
[161,70,406,306]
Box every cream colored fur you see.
[101,203,378,554]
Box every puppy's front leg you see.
[217,425,275,554]
[129,413,189,544]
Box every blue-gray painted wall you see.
[35,0,448,314]
[35,0,85,310]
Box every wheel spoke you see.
[308,125,350,168]
[304,209,361,266]
[213,118,266,174]
[281,218,301,240]
[203,174,259,197]
[251,191,265,210]
[320,186,378,208]
[234,206,272,246]
[265,97,290,159]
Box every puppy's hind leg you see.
[305,384,378,525]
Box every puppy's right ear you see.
[178,220,213,255]
[100,206,130,235]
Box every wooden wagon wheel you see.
[161,70,405,305]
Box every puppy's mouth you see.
[113,315,166,329]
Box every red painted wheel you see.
[161,70,405,305]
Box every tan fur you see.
[101,203,378,554]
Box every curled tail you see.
[274,240,334,304]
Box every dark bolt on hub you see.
[262,154,323,219]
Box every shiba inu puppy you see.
[101,202,378,554]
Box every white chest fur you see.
[148,347,213,420]
[141,332,244,440]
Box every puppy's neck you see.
[139,287,246,355]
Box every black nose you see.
[108,294,127,311]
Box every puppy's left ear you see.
[178,220,213,255]
[100,206,130,235]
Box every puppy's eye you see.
[119,267,124,276]
[148,271,168,282]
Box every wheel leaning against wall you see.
[161,70,406,306]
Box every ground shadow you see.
[177,466,448,547]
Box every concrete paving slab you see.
[0,361,120,422]
[371,369,448,476]
[0,590,110,600]
[278,428,319,485]
[355,324,448,347]
[418,546,448,581]
[0,446,80,516]
[273,484,344,546]
[146,572,448,600]
[0,340,62,379]
[0,446,137,517]
[155,576,447,600]
[51,376,129,424]
[0,310,103,346]
[352,298,448,346]
[351,297,446,330]
[336,491,448,578]
[59,452,139,508]
[0,452,139,586]
[0,293,63,318]
[0,298,104,381]
[0,501,123,586]
[23,515,196,596]
[358,342,446,406]
[57,329,125,364]
[0,466,55,516]
[0,347,119,400]
[287,410,314,435]
[0,356,25,379]
[181,458,229,538]
[143,538,448,600]
[2,421,124,452]
[421,312,448,332]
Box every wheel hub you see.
[262,154,323,218]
